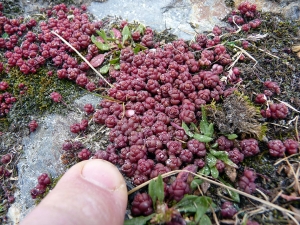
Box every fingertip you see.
[81,159,126,192]
[21,160,128,225]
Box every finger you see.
[21,159,128,225]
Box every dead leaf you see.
[201,181,211,194]
[90,54,106,67]
[225,165,237,182]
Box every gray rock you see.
[88,0,231,40]
[8,94,101,223]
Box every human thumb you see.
[21,159,128,225]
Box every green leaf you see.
[148,175,164,209]
[182,121,194,137]
[114,64,120,70]
[177,196,212,214]
[2,33,8,39]
[96,29,108,43]
[194,197,212,222]
[148,178,157,208]
[193,197,213,223]
[100,64,110,74]
[199,214,212,225]
[91,35,110,51]
[218,154,238,168]
[209,149,228,158]
[133,44,147,54]
[201,106,208,123]
[136,24,145,34]
[199,121,214,137]
[219,179,240,203]
[176,195,199,213]
[135,43,147,50]
[109,57,120,65]
[124,214,154,225]
[156,175,164,203]
[190,178,204,189]
[199,165,210,176]
[190,122,199,133]
[193,133,213,143]
[210,166,219,178]
[206,153,217,168]
[227,134,238,140]
[194,206,206,222]
[122,25,131,44]
[211,143,218,149]
[133,45,141,54]
[109,30,116,39]
[199,106,214,137]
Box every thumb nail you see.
[81,159,124,191]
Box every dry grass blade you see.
[211,204,220,225]
[274,153,300,166]
[51,31,113,88]
[128,170,299,218]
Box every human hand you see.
[21,159,127,225]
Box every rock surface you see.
[8,94,101,223]
[88,0,231,40]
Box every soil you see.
[0,0,300,224]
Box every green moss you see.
[4,66,83,127]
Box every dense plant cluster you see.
[0,3,104,117]
[0,152,14,206]
[51,3,299,223]
[0,0,298,224]
[30,173,52,199]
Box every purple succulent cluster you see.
[260,103,288,119]
[30,173,51,199]
[61,140,92,162]
[0,80,17,117]
[0,91,17,117]
[283,139,299,155]
[221,201,238,219]
[0,152,15,205]
[216,136,261,164]
[268,139,299,157]
[131,193,153,216]
[1,154,12,165]
[0,3,104,92]
[78,148,91,160]
[255,80,289,120]
[227,2,261,32]
[0,152,12,179]
[70,119,89,134]
[237,169,257,194]
[28,120,38,132]
[62,140,84,151]
[91,35,240,186]
[263,81,280,96]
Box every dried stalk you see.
[51,31,113,88]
